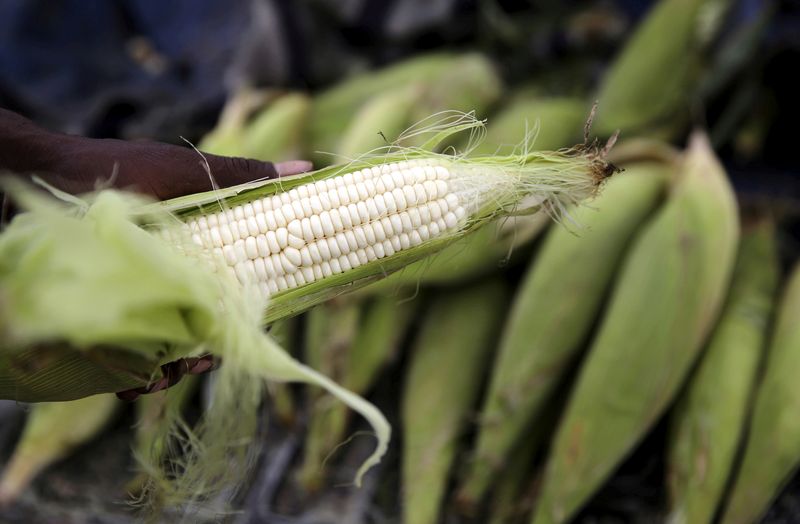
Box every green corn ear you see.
[241,92,311,162]
[457,162,669,506]
[408,53,503,138]
[297,295,414,489]
[531,132,739,524]
[337,85,422,160]
[297,298,362,491]
[402,279,509,524]
[720,261,800,524]
[666,218,779,524]
[0,394,119,505]
[266,317,299,426]
[309,53,458,161]
[594,0,733,138]
[469,97,588,156]
[198,88,272,156]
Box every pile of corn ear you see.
[1,0,796,522]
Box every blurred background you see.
[2,0,800,523]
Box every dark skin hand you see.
[0,108,312,400]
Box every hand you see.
[1,108,312,401]
[0,107,312,200]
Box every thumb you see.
[202,154,279,188]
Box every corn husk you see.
[720,261,800,524]
[531,132,739,524]
[594,0,733,138]
[666,218,779,524]
[402,279,509,524]
[457,162,669,506]
[368,96,588,290]
[0,394,119,505]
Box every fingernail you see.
[275,160,313,177]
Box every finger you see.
[203,154,279,188]
[275,160,314,177]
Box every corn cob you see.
[160,121,611,324]
[370,96,588,289]
[666,217,778,524]
[594,0,733,138]
[402,279,509,524]
[720,260,800,524]
[531,132,739,524]
[457,162,668,506]
[0,394,119,505]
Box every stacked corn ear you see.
[666,217,779,524]
[0,394,119,505]
[197,88,272,156]
[485,421,546,524]
[309,53,502,165]
[337,85,422,159]
[308,53,455,160]
[299,295,415,489]
[297,298,362,490]
[402,279,509,524]
[594,0,733,138]
[531,132,739,524]
[199,90,310,162]
[457,161,669,507]
[468,96,588,156]
[369,96,589,291]
[241,92,311,162]
[720,261,800,524]
[266,317,300,426]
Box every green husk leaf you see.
[0,394,119,505]
[720,261,800,524]
[666,217,779,524]
[531,132,739,524]
[593,0,734,138]
[402,279,509,524]
[458,162,669,505]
